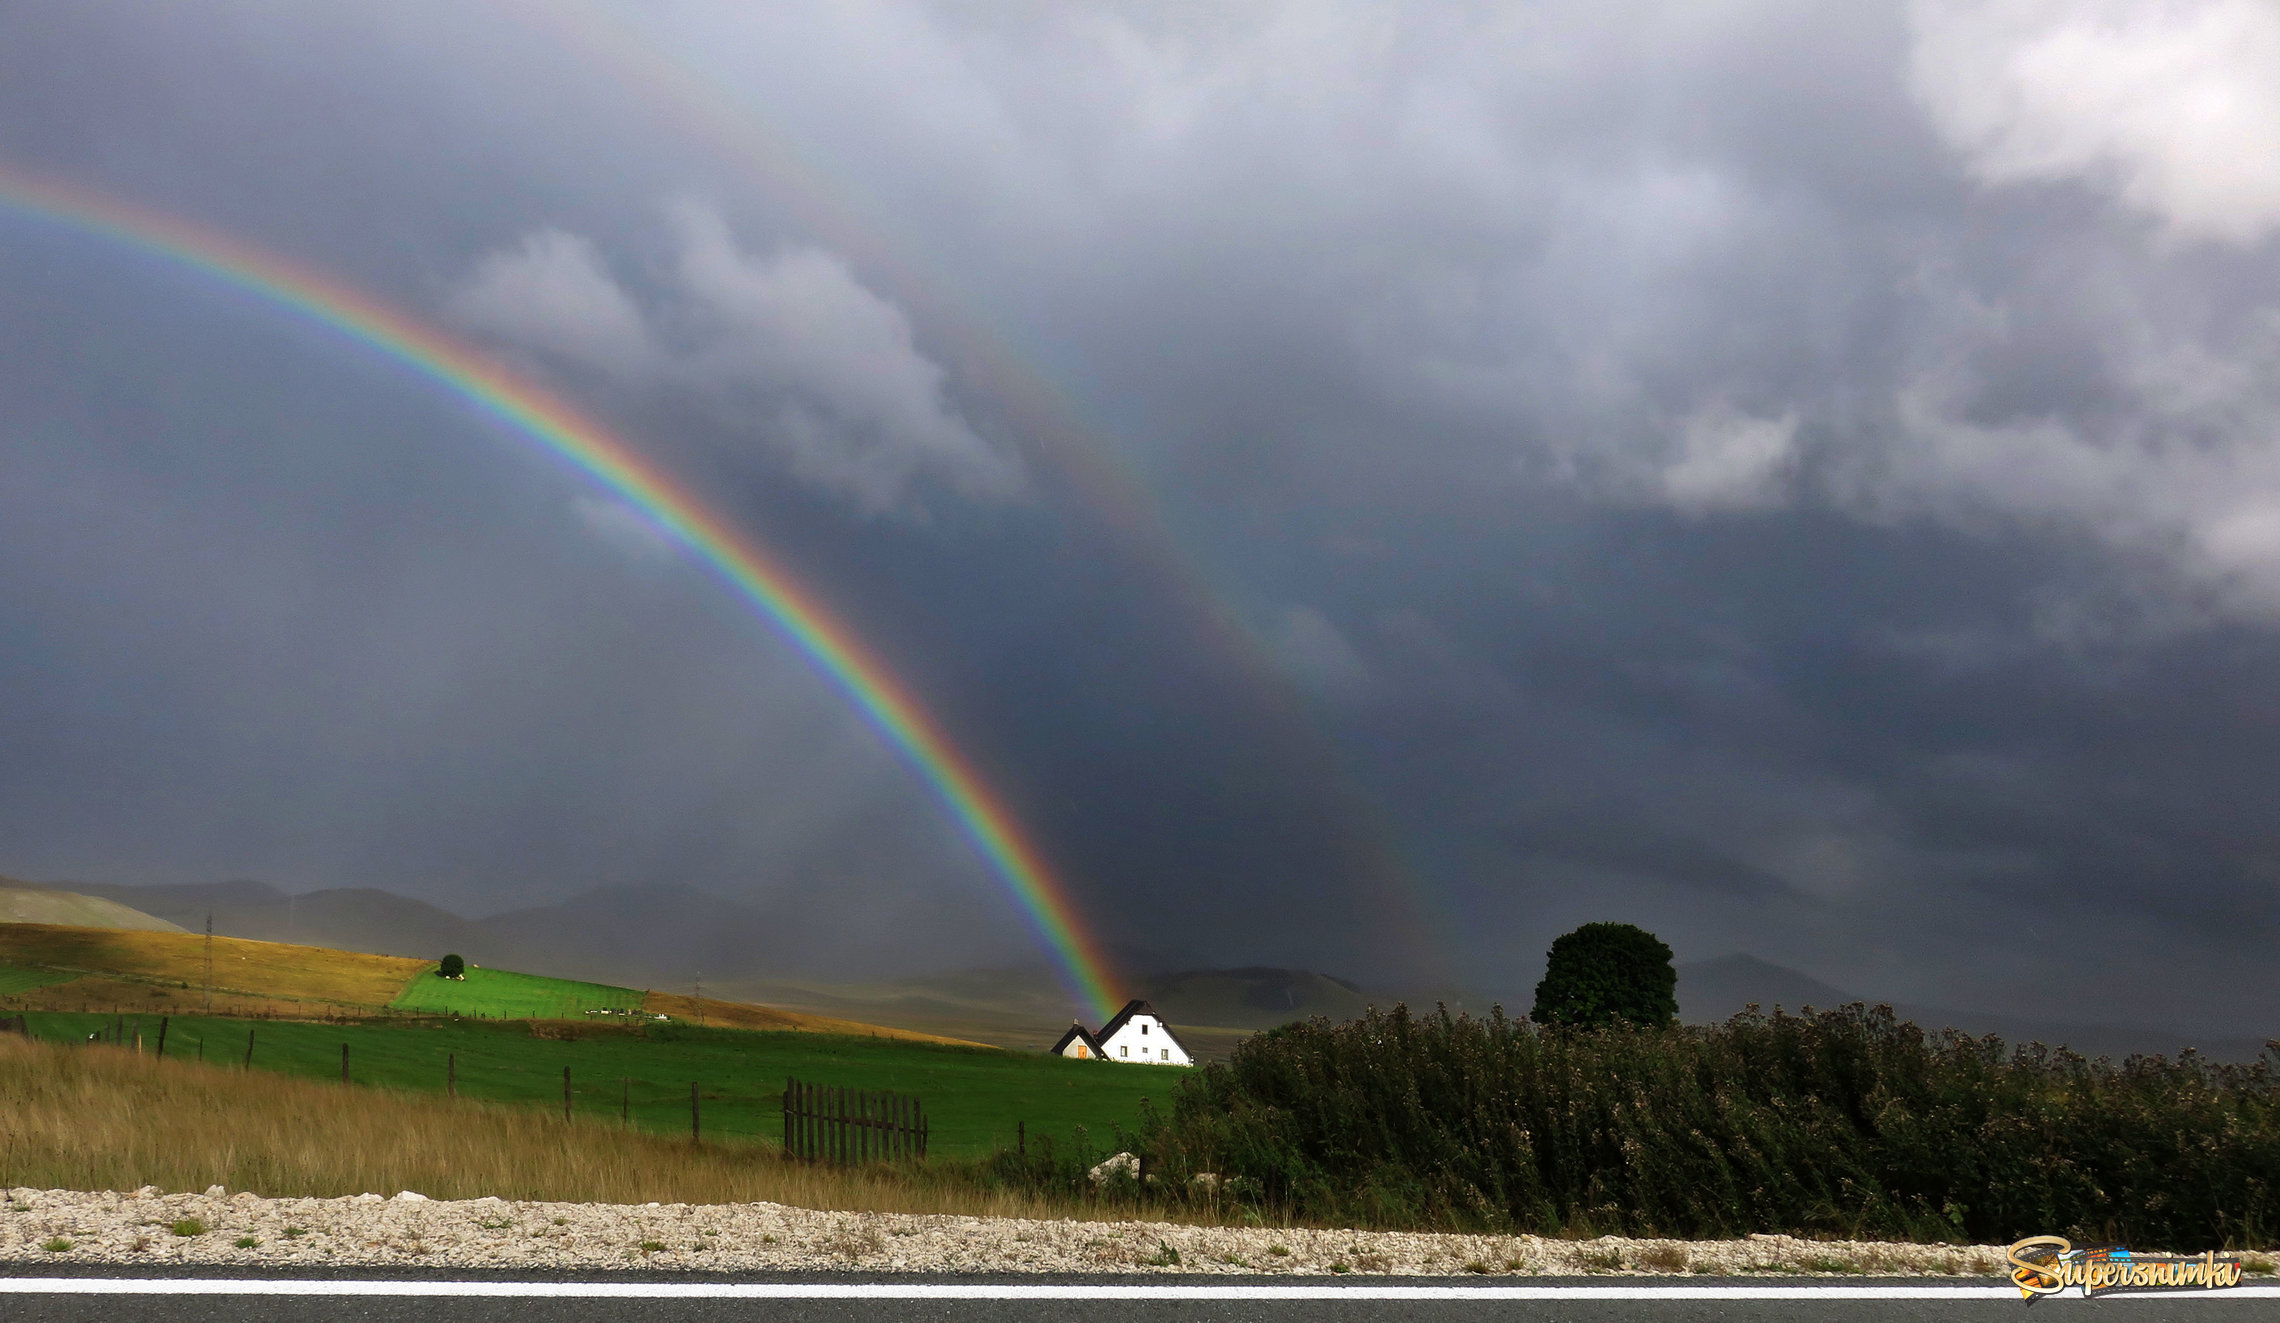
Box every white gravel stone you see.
[0,1186,2031,1275]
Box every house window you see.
[1161,1048,1170,1060]
[1119,1045,1128,1057]
[1141,1023,1149,1035]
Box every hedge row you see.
[1131,1003,2280,1246]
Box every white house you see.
[1052,999,1192,1066]
[1051,1022,1104,1060]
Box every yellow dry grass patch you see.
[640,990,984,1047]
[0,923,425,1014]
[0,1035,1052,1215]
[0,975,336,1022]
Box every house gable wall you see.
[1100,1011,1192,1066]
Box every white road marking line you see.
[0,1278,2275,1300]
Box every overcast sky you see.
[5,1,2279,1028]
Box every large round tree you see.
[1529,922,1677,1028]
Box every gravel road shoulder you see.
[1,1187,2017,1277]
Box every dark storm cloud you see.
[5,1,2280,1025]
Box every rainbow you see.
[510,0,1456,982]
[0,163,1124,1022]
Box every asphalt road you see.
[2,1269,2277,1322]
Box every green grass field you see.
[0,962,74,996]
[24,1012,1173,1159]
[386,966,645,1020]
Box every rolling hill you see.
[0,921,973,1044]
[0,877,185,933]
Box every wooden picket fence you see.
[781,1077,927,1163]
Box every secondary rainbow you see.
[0,164,1123,1022]
[512,0,1457,980]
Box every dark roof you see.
[1095,998,1192,1059]
[1050,1021,1103,1056]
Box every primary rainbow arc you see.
[0,164,1122,1023]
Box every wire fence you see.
[24,1012,937,1163]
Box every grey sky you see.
[4,1,2279,1028]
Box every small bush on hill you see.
[1530,923,1676,1028]
[437,954,465,981]
[1135,1003,2280,1247]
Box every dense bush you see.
[1137,1003,2280,1247]
[1530,922,1677,1028]
[436,954,464,980]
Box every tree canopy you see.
[437,953,465,980]
[1530,922,1676,1028]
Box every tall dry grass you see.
[0,1035,1066,1217]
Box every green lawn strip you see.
[0,963,77,996]
[22,1013,1170,1159]
[386,965,644,1020]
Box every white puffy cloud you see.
[1657,404,1800,514]
[662,203,1021,511]
[448,229,659,378]
[1863,297,2280,616]
[1910,0,2280,244]
[451,206,1019,515]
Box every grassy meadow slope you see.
[388,966,644,1019]
[26,1013,1163,1159]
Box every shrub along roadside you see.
[1129,1003,2280,1248]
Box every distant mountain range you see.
[15,874,2272,1060]
[1677,953,2274,1063]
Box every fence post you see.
[156,1017,168,1058]
[244,1028,255,1068]
[1018,1119,1025,1158]
[340,1043,349,1084]
[621,1077,629,1126]
[690,1081,700,1143]
[563,1066,572,1122]
[447,1053,456,1100]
